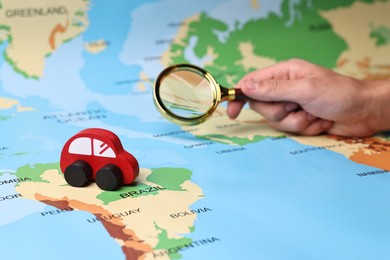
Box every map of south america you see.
[14,163,205,259]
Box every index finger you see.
[240,77,313,104]
[237,59,316,85]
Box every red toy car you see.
[60,128,139,191]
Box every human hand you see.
[227,59,390,137]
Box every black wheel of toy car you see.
[64,160,92,187]
[96,164,123,191]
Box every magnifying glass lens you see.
[159,70,215,119]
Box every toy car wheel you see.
[64,160,92,187]
[96,164,123,191]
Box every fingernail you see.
[244,79,256,90]
[285,102,299,112]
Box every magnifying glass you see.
[153,64,248,126]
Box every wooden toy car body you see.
[60,128,139,191]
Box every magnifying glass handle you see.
[223,87,252,101]
[231,88,301,111]
[233,88,250,101]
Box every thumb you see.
[240,78,310,104]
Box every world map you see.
[0,0,390,259]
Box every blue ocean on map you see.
[119,0,283,76]
[0,44,5,72]
[0,206,124,259]
[80,0,153,95]
[180,139,389,259]
[2,130,389,259]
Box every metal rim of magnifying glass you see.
[153,64,221,126]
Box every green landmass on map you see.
[13,163,59,183]
[0,25,10,44]
[167,0,386,88]
[310,0,384,10]
[147,167,192,190]
[154,223,193,259]
[97,183,159,204]
[370,25,390,46]
[97,167,193,204]
[198,134,268,146]
[167,0,387,148]
[2,161,194,206]
[14,152,28,156]
[0,115,12,121]
[167,0,377,87]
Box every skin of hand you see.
[227,59,390,137]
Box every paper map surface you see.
[0,0,390,259]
